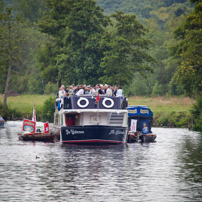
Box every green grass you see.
[128,96,194,115]
[0,94,195,127]
[1,94,194,115]
[0,94,55,113]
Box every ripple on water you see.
[1,123,202,201]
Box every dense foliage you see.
[40,96,55,123]
[38,0,110,86]
[0,0,194,97]
[2,0,201,129]
[191,96,202,131]
[171,1,202,131]
[100,11,155,86]
[172,2,202,97]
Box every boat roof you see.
[127,105,153,117]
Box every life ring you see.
[77,97,89,108]
[102,98,114,108]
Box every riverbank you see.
[0,94,194,128]
[129,96,195,128]
[0,94,55,121]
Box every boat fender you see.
[77,97,89,108]
[102,98,114,108]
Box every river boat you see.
[53,95,128,144]
[18,130,55,142]
[18,105,55,142]
[127,105,156,143]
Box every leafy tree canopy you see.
[38,0,110,85]
[15,0,47,23]
[99,11,155,86]
[171,1,202,97]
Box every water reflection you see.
[176,131,202,200]
[1,122,202,201]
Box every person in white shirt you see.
[106,85,113,96]
[90,86,96,95]
[76,87,84,96]
[116,86,124,97]
[58,85,66,98]
[0,115,4,120]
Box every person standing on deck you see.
[116,86,124,97]
[95,84,100,95]
[104,84,108,94]
[98,86,104,94]
[76,86,84,96]
[58,85,66,98]
[106,85,113,96]
[90,86,96,95]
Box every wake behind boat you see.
[53,94,128,144]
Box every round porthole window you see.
[102,98,114,108]
[77,98,89,108]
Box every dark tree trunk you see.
[58,79,61,89]
[3,20,12,109]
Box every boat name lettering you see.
[128,109,137,113]
[109,130,115,135]
[140,109,149,114]
[109,130,125,135]
[115,130,125,135]
[65,129,84,135]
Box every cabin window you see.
[65,114,79,126]
[55,114,59,126]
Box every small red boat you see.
[18,104,56,142]
[18,131,55,142]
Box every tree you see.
[38,0,110,86]
[15,0,47,23]
[171,2,202,97]
[58,0,110,85]
[40,96,55,122]
[0,6,23,108]
[171,1,202,131]
[99,11,155,86]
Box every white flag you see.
[32,104,36,122]
[130,119,137,132]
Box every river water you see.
[1,121,202,202]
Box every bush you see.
[155,111,190,128]
[40,97,55,123]
[158,114,169,126]
[191,96,202,132]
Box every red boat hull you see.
[18,132,55,142]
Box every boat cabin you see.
[127,106,153,134]
[54,95,128,129]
